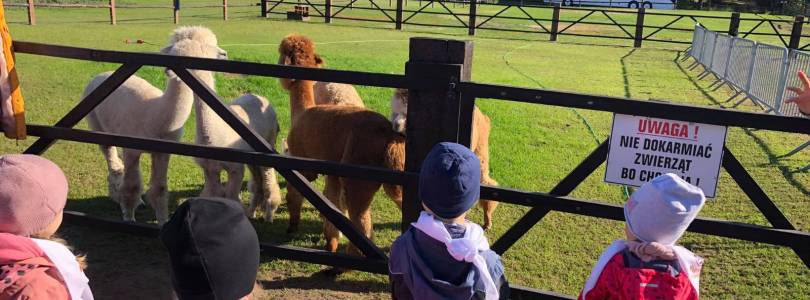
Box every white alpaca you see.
[193,91,283,222]
[390,88,500,230]
[314,81,364,107]
[85,27,227,224]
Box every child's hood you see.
[0,233,45,265]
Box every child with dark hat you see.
[389,142,509,300]
[160,197,261,300]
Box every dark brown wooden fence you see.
[261,0,810,49]
[11,37,810,299]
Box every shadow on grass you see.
[259,274,389,294]
[619,48,638,98]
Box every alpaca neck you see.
[159,76,195,132]
[192,72,223,146]
[289,80,316,123]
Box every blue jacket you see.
[389,223,509,300]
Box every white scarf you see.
[411,211,498,300]
[580,240,702,300]
[33,239,94,300]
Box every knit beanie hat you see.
[160,197,260,300]
[624,173,706,246]
[419,142,481,219]
[0,154,68,237]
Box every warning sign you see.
[604,114,728,197]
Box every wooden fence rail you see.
[11,38,810,299]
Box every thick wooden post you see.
[789,15,804,49]
[468,0,476,35]
[26,0,35,25]
[173,0,180,24]
[728,12,740,36]
[325,0,332,23]
[550,3,561,41]
[109,0,117,25]
[633,7,645,48]
[223,0,228,20]
[396,0,403,29]
[402,38,474,231]
[261,0,267,17]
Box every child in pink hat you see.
[578,173,705,300]
[0,154,93,300]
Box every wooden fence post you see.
[223,0,228,20]
[325,0,332,23]
[173,0,180,24]
[402,38,473,231]
[109,0,116,25]
[633,7,645,48]
[468,0,477,35]
[261,0,267,17]
[728,12,740,36]
[550,3,561,41]
[789,15,804,49]
[396,0,403,29]
[26,0,35,25]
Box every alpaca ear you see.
[314,54,324,67]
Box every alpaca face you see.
[277,34,323,90]
[160,39,227,79]
[167,26,228,59]
[391,89,409,134]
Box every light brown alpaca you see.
[278,34,405,256]
[391,88,499,230]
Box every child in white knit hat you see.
[578,173,705,300]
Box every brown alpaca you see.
[391,88,499,230]
[278,34,405,256]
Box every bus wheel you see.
[642,1,653,8]
[627,1,638,8]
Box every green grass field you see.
[0,3,808,299]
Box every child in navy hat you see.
[389,142,509,300]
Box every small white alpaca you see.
[390,88,500,230]
[193,91,282,222]
[85,26,227,224]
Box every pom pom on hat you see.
[419,142,481,219]
[624,173,705,246]
[0,154,68,237]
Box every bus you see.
[549,0,676,9]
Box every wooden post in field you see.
[401,38,473,231]
[173,0,180,24]
[223,0,228,20]
[109,0,117,25]
[396,0,403,30]
[789,15,804,49]
[26,0,35,25]
[550,3,561,41]
[325,0,332,23]
[728,12,740,36]
[633,7,645,48]
[468,0,476,35]
[261,0,267,17]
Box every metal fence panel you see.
[711,34,733,76]
[781,50,810,117]
[691,25,706,60]
[727,37,756,91]
[700,30,717,68]
[749,43,788,112]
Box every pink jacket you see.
[0,233,70,300]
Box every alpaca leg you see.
[120,149,144,222]
[286,172,318,234]
[342,178,380,257]
[322,175,345,253]
[199,163,222,198]
[100,145,124,204]
[262,167,282,223]
[224,164,245,201]
[147,153,171,225]
[246,165,262,219]
[383,184,403,211]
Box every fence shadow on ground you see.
[259,274,389,294]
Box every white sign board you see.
[604,114,728,197]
